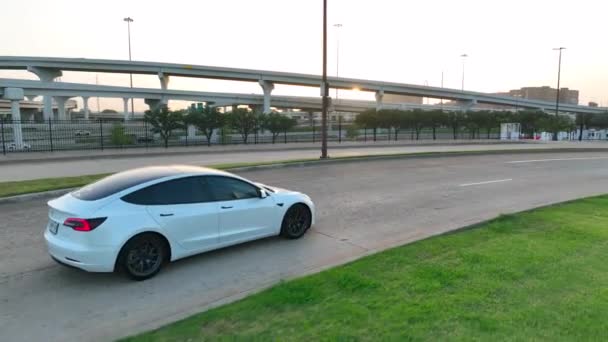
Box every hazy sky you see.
[1,0,606,111]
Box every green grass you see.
[124,195,608,341]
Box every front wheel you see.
[280,204,312,239]
[118,234,166,281]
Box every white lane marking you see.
[459,179,513,187]
[507,156,608,164]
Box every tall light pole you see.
[440,71,444,111]
[320,0,329,159]
[460,53,468,91]
[553,47,566,141]
[333,23,342,101]
[124,17,135,118]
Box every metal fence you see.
[0,119,503,154]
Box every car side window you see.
[122,176,213,205]
[206,176,260,201]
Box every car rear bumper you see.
[45,230,117,272]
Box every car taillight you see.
[63,217,107,232]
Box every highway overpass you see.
[0,78,471,120]
[1,56,605,121]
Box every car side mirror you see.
[258,188,268,199]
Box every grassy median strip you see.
[124,196,608,341]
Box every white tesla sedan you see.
[44,165,315,280]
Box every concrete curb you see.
[1,147,607,205]
[0,140,528,165]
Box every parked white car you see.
[44,165,315,280]
[4,142,31,151]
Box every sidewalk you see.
[0,139,548,164]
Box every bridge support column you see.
[54,96,70,120]
[375,90,384,111]
[27,67,62,121]
[259,80,274,113]
[123,98,130,121]
[461,99,477,111]
[82,96,90,120]
[2,88,24,149]
[159,73,170,106]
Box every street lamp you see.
[460,53,468,91]
[320,0,329,159]
[553,47,566,141]
[124,17,134,118]
[333,23,343,101]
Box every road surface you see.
[2,151,608,341]
[1,141,606,181]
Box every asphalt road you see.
[2,151,608,341]
[1,141,606,181]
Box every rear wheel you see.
[280,204,312,239]
[118,234,166,281]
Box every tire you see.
[118,234,166,281]
[280,204,312,239]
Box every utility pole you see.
[553,47,566,141]
[320,0,329,159]
[124,17,135,118]
[333,23,342,100]
[440,71,444,111]
[95,74,101,113]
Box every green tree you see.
[539,115,574,138]
[262,112,297,143]
[446,111,465,140]
[355,109,380,141]
[589,113,608,131]
[426,110,447,140]
[144,105,185,148]
[227,108,262,144]
[464,111,486,139]
[110,123,133,146]
[377,109,402,140]
[345,124,360,140]
[475,110,502,139]
[575,113,594,141]
[411,109,427,140]
[513,110,548,138]
[186,104,224,146]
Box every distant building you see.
[499,86,579,105]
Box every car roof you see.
[123,165,234,178]
[71,165,236,201]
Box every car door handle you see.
[221,206,233,209]
[160,213,174,217]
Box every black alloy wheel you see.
[119,234,165,281]
[280,204,311,239]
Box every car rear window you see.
[72,167,180,201]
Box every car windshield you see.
[72,167,182,201]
